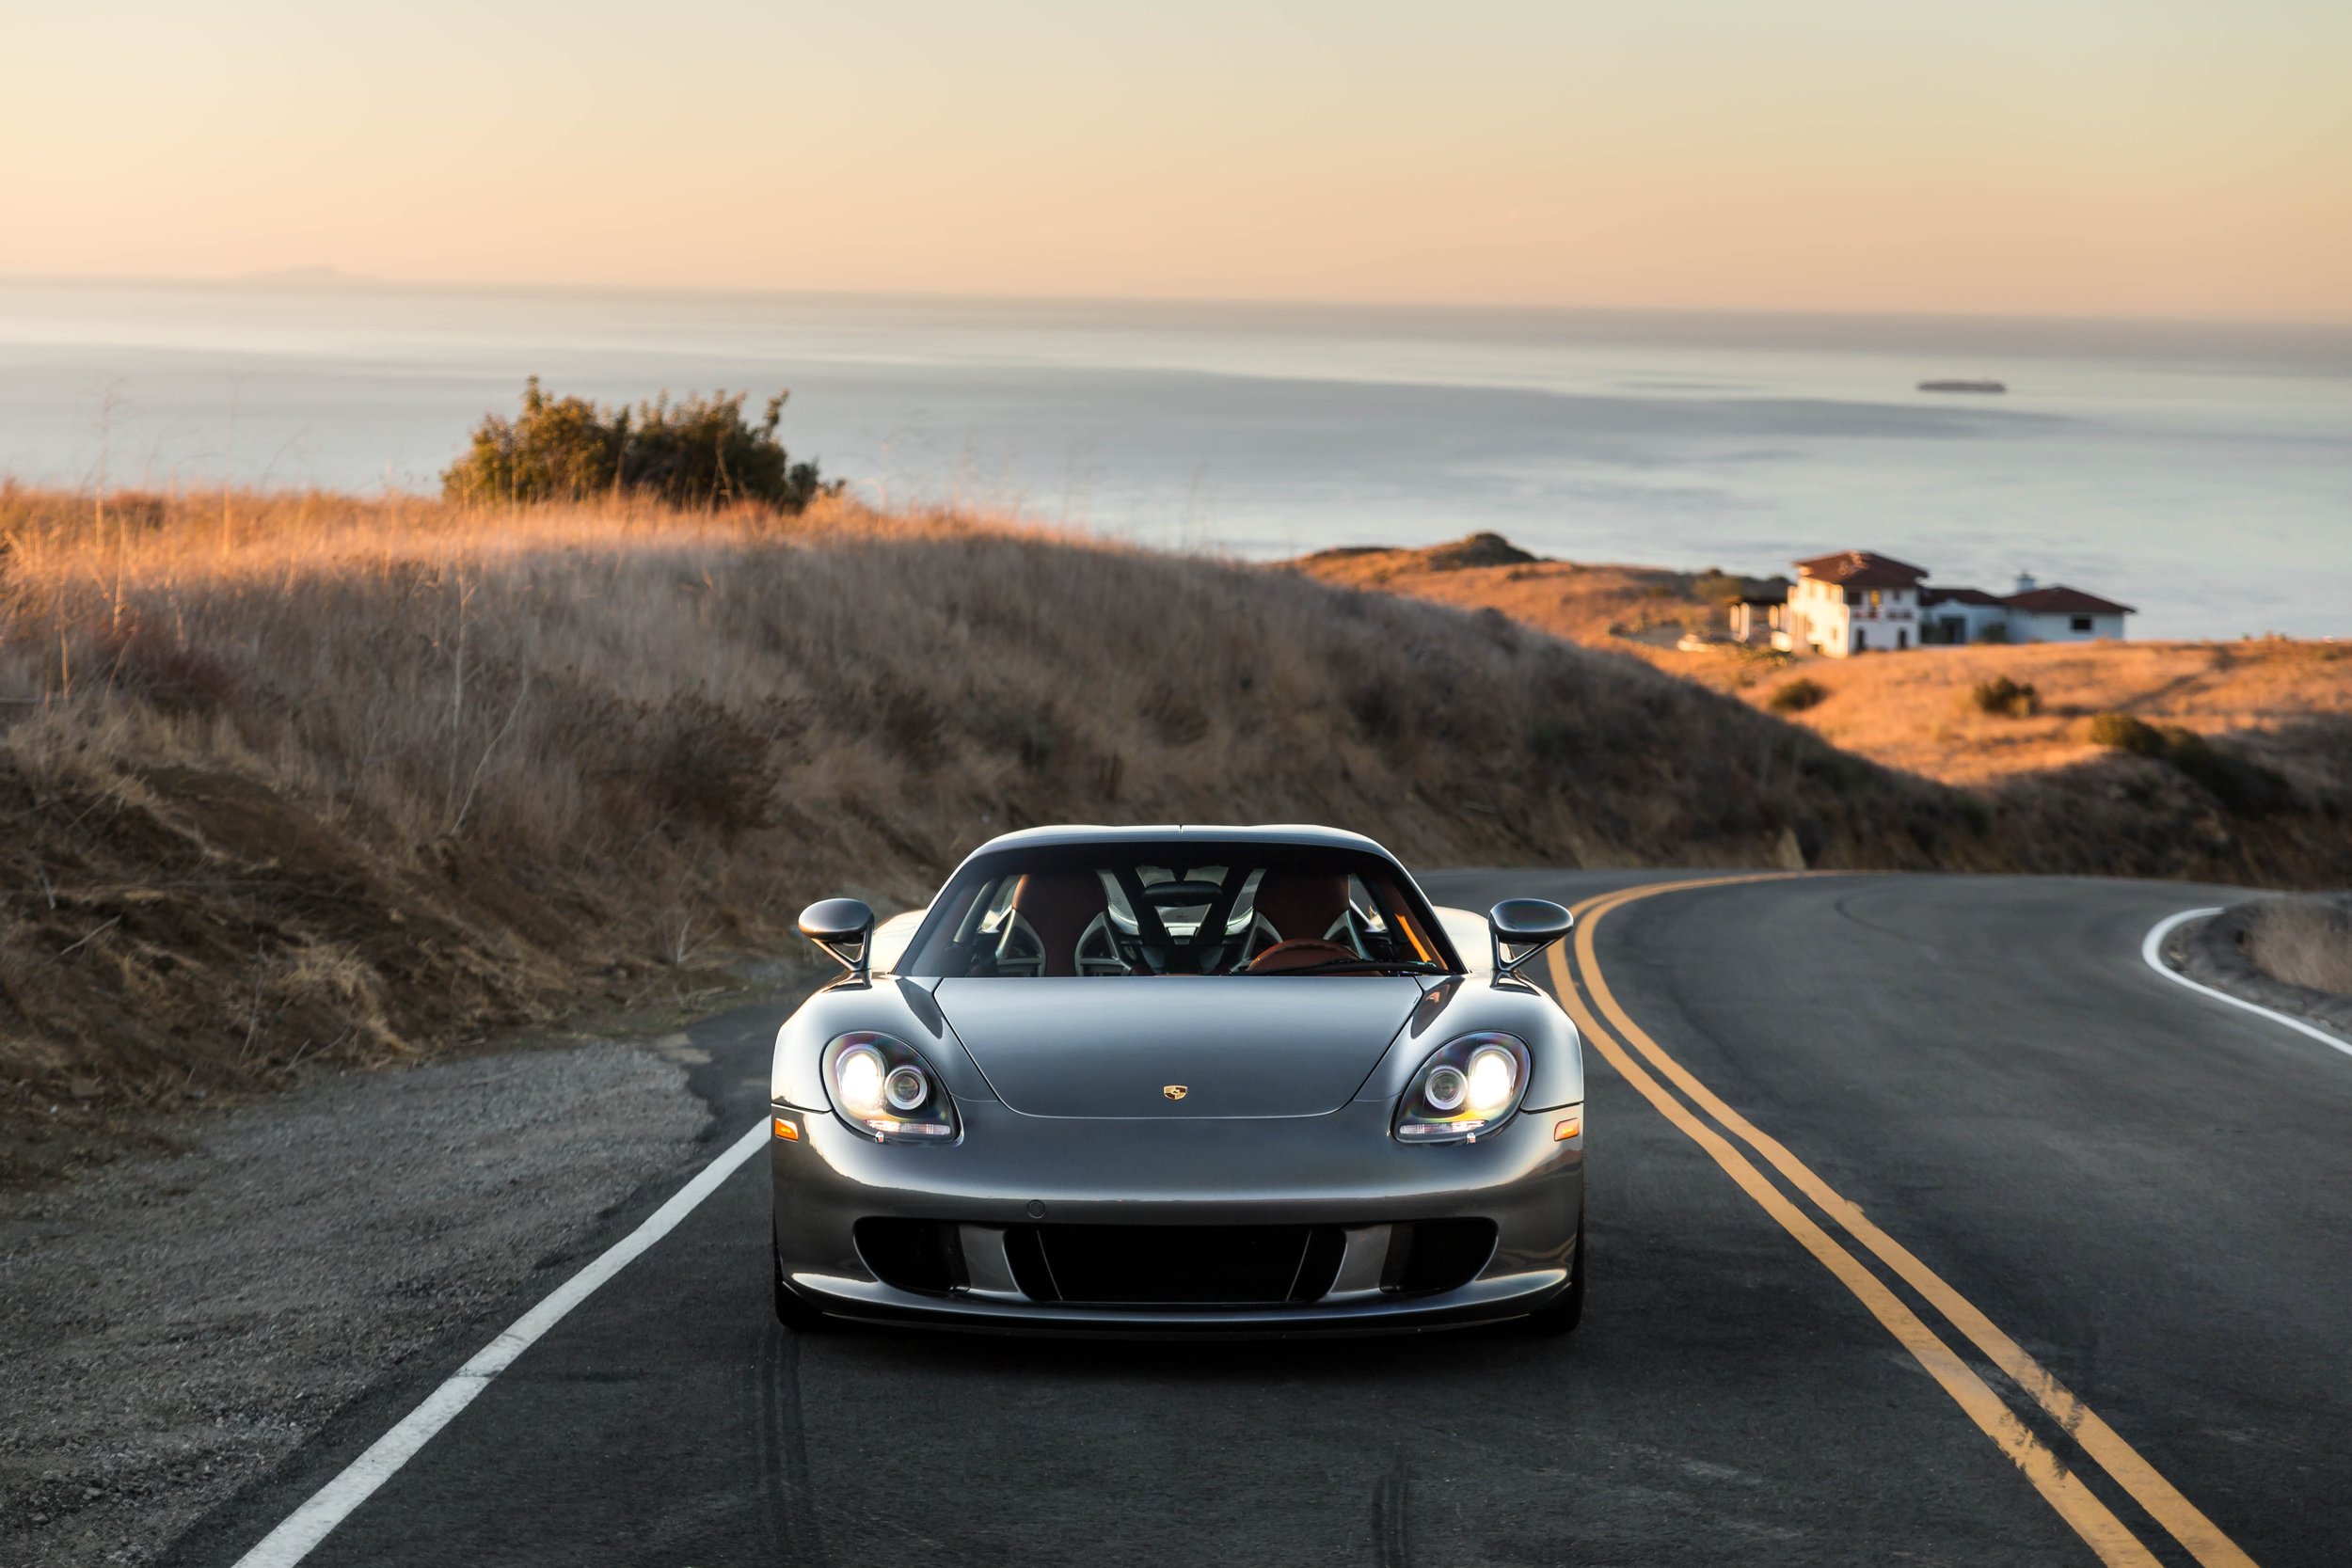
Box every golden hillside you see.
[1295,535,2352,789]
[1708,638,2352,787]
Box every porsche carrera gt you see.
[768,824,1584,1334]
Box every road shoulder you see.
[2162,899,2352,1042]
[0,1037,710,1568]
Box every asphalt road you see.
[165,871,2352,1568]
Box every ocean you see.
[3,278,2346,640]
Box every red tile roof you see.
[2002,585,2136,615]
[1791,550,1930,588]
[1919,586,2006,607]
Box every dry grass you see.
[4,487,2348,1181]
[1696,639,2352,786]
[2247,898,2352,995]
[1298,537,1756,648]
[1295,532,2352,789]
[0,487,1931,1179]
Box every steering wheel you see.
[1245,938,1359,974]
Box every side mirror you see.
[799,897,876,979]
[1488,898,1573,978]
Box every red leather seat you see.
[1250,873,1352,946]
[1009,872,1107,977]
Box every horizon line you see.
[8,267,2351,335]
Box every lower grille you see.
[855,1218,1498,1307]
[854,1218,963,1294]
[1009,1223,1346,1307]
[1380,1218,1497,1295]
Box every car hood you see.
[931,976,1427,1118]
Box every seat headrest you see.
[1250,872,1352,945]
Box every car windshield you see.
[900,841,1458,977]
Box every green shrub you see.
[444,380,614,502]
[443,377,838,512]
[1971,674,2041,719]
[2088,712,2165,754]
[1769,676,1829,714]
[2085,713,2287,813]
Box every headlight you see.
[823,1032,959,1143]
[1395,1032,1530,1144]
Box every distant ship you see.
[1917,378,2007,393]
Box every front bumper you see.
[770,1098,1582,1334]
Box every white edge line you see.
[231,1117,771,1568]
[2141,908,2352,1061]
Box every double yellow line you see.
[1550,875,2256,1568]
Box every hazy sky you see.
[6,0,2347,319]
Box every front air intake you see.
[1008,1224,1346,1307]
[1380,1219,1498,1295]
[853,1218,962,1294]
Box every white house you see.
[1916,586,2011,645]
[1996,576,2135,642]
[1769,550,1928,657]
[1740,555,2134,653]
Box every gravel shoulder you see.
[2166,895,2352,1039]
[0,1036,712,1567]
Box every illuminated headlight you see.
[823,1032,958,1143]
[1395,1033,1530,1144]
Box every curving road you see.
[164,872,2352,1568]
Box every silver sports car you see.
[768,824,1584,1334]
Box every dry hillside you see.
[1300,533,1780,647]
[4,488,2348,1182]
[1703,638,2352,786]
[1296,535,2352,788]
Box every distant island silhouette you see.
[232,264,372,287]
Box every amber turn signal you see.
[1554,1117,1581,1141]
[772,1116,801,1141]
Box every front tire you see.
[1521,1207,1585,1337]
[772,1234,831,1333]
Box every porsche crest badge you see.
[1163,1085,1188,1101]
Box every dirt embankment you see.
[4,491,2349,1182]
